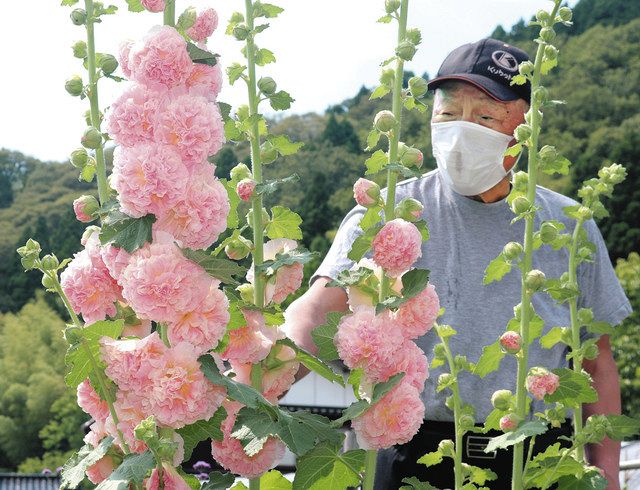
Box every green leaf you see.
[261,470,292,489]
[417,449,443,467]
[279,338,344,386]
[466,465,497,485]
[473,341,505,378]
[485,420,548,453]
[293,442,365,490]
[176,406,227,460]
[370,85,391,100]
[504,142,523,158]
[269,91,294,111]
[268,134,304,156]
[540,326,566,349]
[544,278,580,303]
[347,225,382,262]
[256,174,300,196]
[586,321,615,336]
[182,249,245,285]
[255,48,276,66]
[365,129,381,151]
[540,57,558,75]
[254,2,284,18]
[311,311,344,362]
[256,248,317,276]
[95,451,155,490]
[377,14,393,23]
[359,206,382,231]
[603,414,640,440]
[556,470,607,490]
[227,63,247,85]
[221,178,241,229]
[364,150,388,174]
[382,163,423,180]
[545,368,598,408]
[541,155,571,176]
[525,445,585,489]
[224,118,244,141]
[187,43,218,66]
[375,268,430,314]
[511,74,527,85]
[399,477,439,490]
[60,438,114,489]
[99,211,155,253]
[483,253,512,285]
[61,0,79,5]
[201,472,235,490]
[414,220,430,242]
[483,408,507,432]
[266,206,302,239]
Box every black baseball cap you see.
[427,38,531,103]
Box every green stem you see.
[84,0,109,205]
[362,449,378,490]
[379,0,409,300]
[163,0,176,26]
[568,219,585,462]
[511,4,561,488]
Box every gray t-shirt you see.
[312,169,632,422]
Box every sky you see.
[0,0,577,162]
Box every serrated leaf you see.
[504,142,523,158]
[540,326,566,349]
[261,470,292,489]
[483,253,512,285]
[359,206,382,230]
[268,134,304,156]
[256,248,317,276]
[279,338,344,386]
[176,406,227,461]
[182,249,245,285]
[603,414,640,440]
[473,341,505,378]
[483,408,507,432]
[255,48,276,66]
[293,442,365,490]
[485,420,548,453]
[417,449,443,467]
[187,43,218,66]
[414,220,430,242]
[381,163,423,180]
[60,438,114,489]
[269,91,294,111]
[365,129,381,151]
[224,118,244,141]
[544,368,598,408]
[255,2,284,18]
[375,268,430,314]
[311,311,344,362]
[347,225,381,262]
[377,14,393,23]
[467,465,498,485]
[227,63,247,85]
[61,0,79,5]
[266,206,302,239]
[201,472,235,490]
[364,150,388,174]
[526,445,585,489]
[541,57,558,75]
[256,174,300,196]
[99,211,155,253]
[511,74,528,86]
[370,85,391,100]
[556,470,607,490]
[586,321,615,336]
[95,451,155,490]
[399,477,439,490]
[540,155,571,176]
[221,178,241,229]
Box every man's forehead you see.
[436,81,496,103]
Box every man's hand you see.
[582,334,621,490]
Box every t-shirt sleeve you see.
[310,205,366,286]
[577,220,632,340]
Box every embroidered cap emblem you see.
[491,50,519,72]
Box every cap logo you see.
[491,50,519,72]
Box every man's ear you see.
[503,138,519,172]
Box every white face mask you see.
[431,121,514,196]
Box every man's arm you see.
[582,334,621,490]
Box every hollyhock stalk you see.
[163,0,175,26]
[511,2,562,487]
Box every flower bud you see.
[177,6,197,30]
[379,69,394,87]
[134,417,158,444]
[458,414,475,431]
[518,61,534,76]
[65,76,84,97]
[525,269,546,292]
[401,147,423,168]
[23,238,42,255]
[433,343,446,359]
[230,163,252,182]
[500,413,520,432]
[511,196,531,215]
[577,308,594,326]
[99,54,118,75]
[246,208,270,229]
[438,372,454,387]
[558,7,573,22]
[384,0,401,13]
[408,76,428,98]
[437,439,455,457]
[539,222,559,243]
[258,77,277,96]
[81,127,103,149]
[500,331,523,354]
[533,86,549,104]
[491,389,512,411]
[81,226,100,246]
[41,254,60,271]
[236,283,255,304]
[72,40,87,59]
[232,24,250,41]
[84,109,102,126]
[540,27,556,43]
[526,367,560,400]
[260,141,278,164]
[514,124,532,142]
[353,178,381,208]
[544,45,558,61]
[64,326,83,344]
[577,206,593,221]
[394,197,423,222]
[395,41,417,61]
[236,178,257,202]
[41,274,57,290]
[512,171,528,191]
[225,237,252,261]
[374,110,396,133]
[583,343,599,360]
[536,9,551,24]
[69,149,88,169]
[444,396,454,411]
[406,28,422,46]
[502,242,523,260]
[73,195,99,223]
[538,145,558,163]
[70,8,87,25]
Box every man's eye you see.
[441,112,454,116]
[481,115,494,120]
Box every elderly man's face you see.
[431,80,528,171]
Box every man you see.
[284,39,631,489]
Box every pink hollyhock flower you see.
[187,9,218,42]
[246,239,304,305]
[129,26,192,90]
[122,318,152,338]
[499,414,519,432]
[186,63,222,101]
[371,219,422,278]
[107,391,148,453]
[167,281,230,355]
[236,178,257,202]
[526,368,560,400]
[100,245,132,284]
[230,345,299,402]
[111,144,189,219]
[367,340,428,391]
[141,341,227,428]
[352,382,425,450]
[145,463,191,490]
[106,84,163,147]
[152,165,229,249]
[334,307,404,375]
[141,0,165,13]
[77,379,109,422]
[394,283,439,339]
[86,455,116,484]
[155,93,225,167]
[73,195,98,223]
[346,259,402,311]
[211,402,285,479]
[118,40,134,79]
[84,418,109,448]
[60,249,123,324]
[221,310,280,364]
[353,178,381,208]
[119,239,212,323]
[500,331,523,354]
